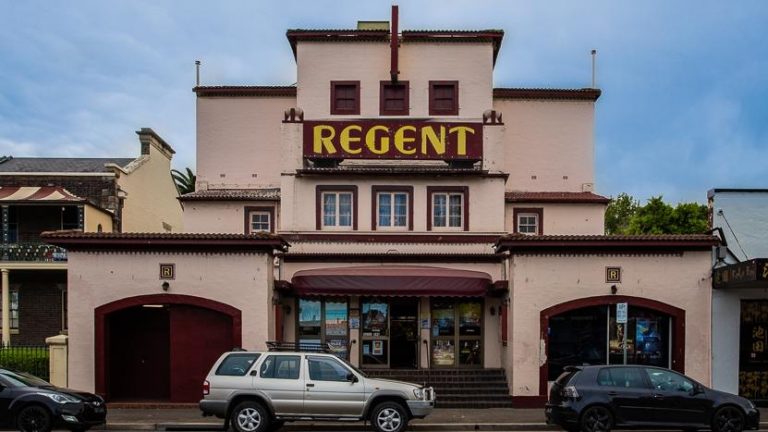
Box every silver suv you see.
[200,350,435,432]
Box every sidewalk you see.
[103,408,550,431]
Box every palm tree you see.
[171,167,196,195]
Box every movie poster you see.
[432,340,455,366]
[362,302,388,336]
[459,302,482,336]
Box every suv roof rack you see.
[266,341,332,353]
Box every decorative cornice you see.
[193,86,297,98]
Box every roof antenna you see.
[591,49,597,88]
[195,60,201,87]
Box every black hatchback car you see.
[0,368,106,432]
[546,365,759,432]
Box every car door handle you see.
[607,391,618,396]
[652,393,664,399]
[306,383,315,387]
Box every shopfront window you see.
[547,304,672,381]
[739,300,768,399]
[298,298,349,359]
[431,299,483,368]
[361,300,389,366]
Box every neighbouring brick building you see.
[0,128,183,345]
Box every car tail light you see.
[203,380,210,395]
[562,385,579,399]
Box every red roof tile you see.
[40,231,288,251]
[179,188,280,201]
[193,86,296,97]
[495,234,719,252]
[505,191,610,204]
[493,88,601,101]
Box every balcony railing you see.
[0,243,68,263]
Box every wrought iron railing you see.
[0,344,50,381]
[0,243,68,262]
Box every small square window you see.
[244,207,274,234]
[513,208,543,235]
[331,81,360,115]
[250,212,271,232]
[429,81,458,116]
[380,81,409,115]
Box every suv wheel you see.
[231,401,270,432]
[371,401,408,432]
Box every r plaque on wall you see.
[160,263,175,280]
[606,266,621,283]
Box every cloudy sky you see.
[1,1,766,203]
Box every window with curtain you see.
[432,192,463,228]
[377,192,408,228]
[322,192,353,229]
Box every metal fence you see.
[0,344,49,381]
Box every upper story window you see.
[373,186,413,230]
[244,207,274,233]
[513,208,542,235]
[330,81,360,115]
[317,186,358,230]
[429,81,459,116]
[427,186,468,231]
[380,81,409,116]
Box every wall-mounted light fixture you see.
[611,284,618,295]
[162,281,170,292]
[489,306,496,316]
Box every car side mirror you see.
[249,370,258,376]
[347,373,358,383]
[690,384,704,396]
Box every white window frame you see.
[516,213,539,235]
[321,191,354,230]
[376,191,409,230]
[0,287,20,332]
[431,192,464,230]
[249,211,271,233]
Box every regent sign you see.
[303,120,483,160]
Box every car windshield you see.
[0,370,51,387]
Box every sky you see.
[1,1,766,204]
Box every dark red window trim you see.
[371,186,414,231]
[379,81,409,116]
[512,207,543,235]
[426,186,469,231]
[429,80,459,116]
[244,206,275,234]
[315,185,358,230]
[330,81,361,115]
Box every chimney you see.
[136,128,176,160]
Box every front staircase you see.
[363,368,514,408]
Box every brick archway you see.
[94,294,242,400]
[539,295,685,398]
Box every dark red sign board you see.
[303,120,483,160]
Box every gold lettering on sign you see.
[394,125,417,155]
[339,125,362,154]
[313,125,337,154]
[366,126,390,154]
[422,126,446,155]
[763,263,768,279]
[449,126,475,155]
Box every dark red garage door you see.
[106,303,234,402]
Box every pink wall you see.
[196,96,295,189]
[505,252,712,397]
[505,203,606,235]
[66,251,274,393]
[184,201,278,234]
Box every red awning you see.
[291,266,492,297]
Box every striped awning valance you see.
[0,186,84,202]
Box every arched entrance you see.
[539,295,685,397]
[95,294,242,402]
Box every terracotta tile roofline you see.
[493,88,602,101]
[505,191,610,204]
[494,234,719,253]
[193,86,297,97]
[40,231,289,252]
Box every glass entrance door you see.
[430,298,483,368]
[361,298,420,368]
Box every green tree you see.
[605,194,708,235]
[171,167,196,195]
[605,193,639,234]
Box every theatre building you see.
[49,8,717,406]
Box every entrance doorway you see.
[361,297,419,368]
[390,300,419,369]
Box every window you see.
[380,81,409,115]
[260,355,300,380]
[373,186,412,230]
[0,289,19,330]
[429,81,459,116]
[307,356,352,382]
[645,368,695,393]
[216,353,261,376]
[597,367,647,388]
[428,187,468,231]
[513,208,543,235]
[330,81,360,115]
[244,207,274,233]
[298,299,349,359]
[316,186,357,230]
